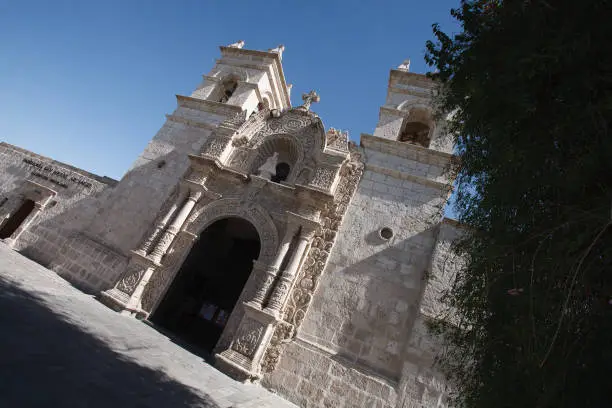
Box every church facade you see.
[0,42,463,408]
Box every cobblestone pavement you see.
[0,243,297,408]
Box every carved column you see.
[134,189,186,256]
[248,224,298,307]
[149,189,202,263]
[265,226,315,313]
[99,188,204,317]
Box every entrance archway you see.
[151,217,261,352]
[0,199,35,239]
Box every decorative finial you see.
[268,44,285,60]
[301,90,320,111]
[398,59,411,71]
[227,40,245,49]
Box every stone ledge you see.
[364,163,451,191]
[165,114,216,130]
[176,95,243,117]
[293,335,400,388]
[360,133,454,165]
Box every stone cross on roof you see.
[301,90,320,111]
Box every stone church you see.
[0,42,463,407]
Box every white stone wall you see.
[86,117,215,254]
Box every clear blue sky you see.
[0,0,460,212]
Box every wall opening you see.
[398,122,431,148]
[271,162,291,183]
[0,199,35,239]
[150,217,260,353]
[218,79,238,103]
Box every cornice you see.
[176,95,243,117]
[202,75,221,83]
[165,114,216,130]
[389,69,435,89]
[365,163,451,191]
[360,133,454,164]
[389,85,433,99]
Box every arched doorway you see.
[151,217,261,352]
[0,199,35,239]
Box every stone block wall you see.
[86,112,218,254]
[0,143,126,291]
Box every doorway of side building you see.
[0,199,35,239]
[151,217,261,353]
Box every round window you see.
[379,227,394,240]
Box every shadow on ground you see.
[0,276,220,408]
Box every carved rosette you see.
[262,145,364,373]
[231,317,265,358]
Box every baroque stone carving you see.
[141,231,195,312]
[261,321,294,373]
[201,136,231,159]
[261,145,364,372]
[231,317,265,358]
[310,166,336,190]
[248,112,322,162]
[116,263,148,296]
[325,127,349,152]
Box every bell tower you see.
[84,41,292,287]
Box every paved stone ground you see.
[0,243,298,408]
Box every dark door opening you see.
[151,217,261,353]
[0,199,35,239]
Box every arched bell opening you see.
[150,217,261,353]
[398,106,434,148]
[251,136,302,184]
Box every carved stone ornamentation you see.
[116,262,148,296]
[232,136,248,147]
[251,266,278,305]
[141,231,196,312]
[231,317,265,358]
[228,149,249,170]
[310,166,336,190]
[201,136,231,159]
[300,90,320,111]
[261,321,294,373]
[325,127,349,152]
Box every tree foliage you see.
[425,1,612,407]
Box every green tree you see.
[425,1,612,407]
